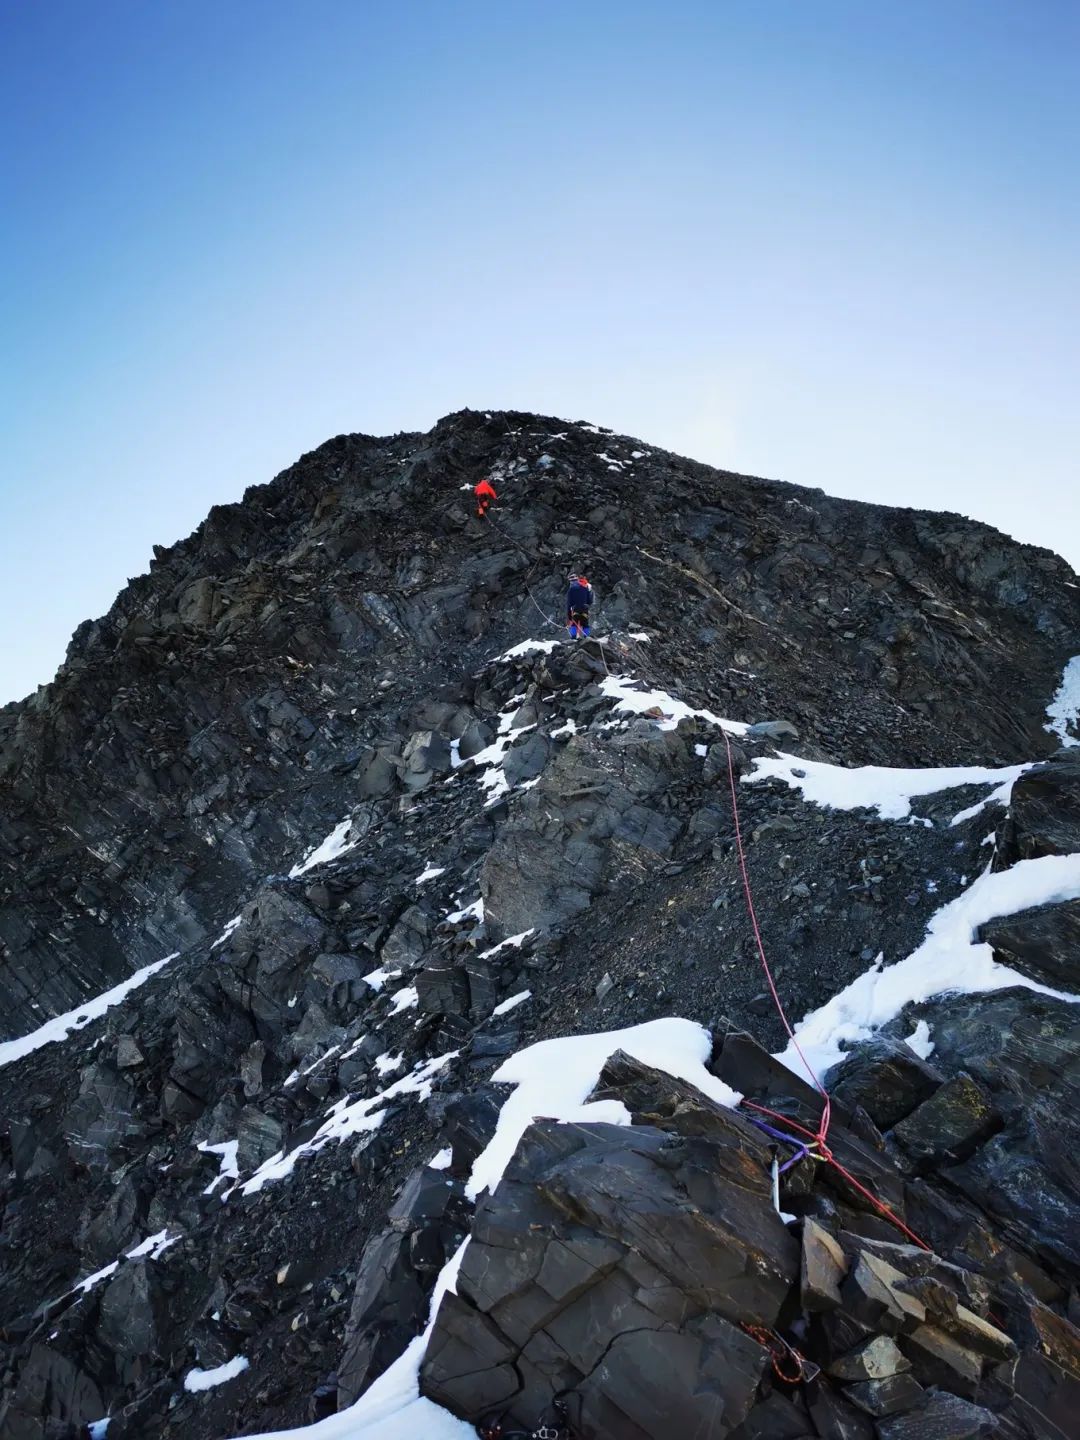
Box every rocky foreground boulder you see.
[1,410,1079,1438]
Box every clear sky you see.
[2,0,1077,704]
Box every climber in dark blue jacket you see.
[566,574,594,638]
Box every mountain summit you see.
[2,411,1079,1439]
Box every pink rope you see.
[720,728,832,1143]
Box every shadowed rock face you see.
[1,409,1076,1037]
[1,410,1080,1439]
[422,1081,797,1435]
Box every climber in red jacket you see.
[474,478,497,519]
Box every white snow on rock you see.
[88,1422,111,1439]
[492,638,560,663]
[746,753,1030,822]
[1045,654,1080,746]
[467,1017,740,1201]
[375,1051,404,1076]
[239,1052,457,1195]
[445,898,484,925]
[492,990,531,1016]
[362,966,398,992]
[387,985,419,1016]
[948,774,1024,827]
[459,698,538,807]
[125,1230,180,1260]
[228,1248,474,1439]
[904,1019,935,1059]
[628,631,650,642]
[284,1044,342,1088]
[198,1140,240,1196]
[600,675,748,736]
[184,1355,250,1392]
[0,953,180,1070]
[779,852,1080,1080]
[428,1147,452,1171]
[289,817,356,879]
[211,916,243,950]
[76,1260,119,1295]
[69,1229,180,1301]
[414,865,446,886]
[478,929,534,960]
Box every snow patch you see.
[779,853,1080,1080]
[492,638,560,662]
[290,818,355,879]
[747,753,1029,822]
[468,1017,740,1201]
[950,774,1025,827]
[76,1261,119,1295]
[904,1019,935,1059]
[239,1053,458,1195]
[428,1147,453,1171]
[600,675,747,735]
[1046,655,1080,746]
[0,953,180,1069]
[284,1044,342,1088]
[478,929,534,960]
[211,916,243,950]
[125,1230,180,1260]
[198,1140,240,1196]
[492,990,531,1016]
[414,866,446,886]
[228,1249,474,1439]
[184,1355,250,1392]
[446,898,484,926]
[388,985,419,1016]
[363,966,398,993]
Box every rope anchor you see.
[720,729,933,1252]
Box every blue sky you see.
[2,0,1077,704]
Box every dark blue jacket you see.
[567,580,594,612]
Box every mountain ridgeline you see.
[0,410,1073,1037]
[1,410,1079,1440]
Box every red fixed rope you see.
[720,728,932,1251]
[720,728,832,1138]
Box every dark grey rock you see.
[998,752,1080,864]
[828,1038,944,1130]
[0,1345,104,1439]
[843,1372,925,1417]
[746,720,800,741]
[876,1389,998,1438]
[458,719,495,760]
[892,1072,999,1163]
[235,1106,284,1171]
[422,1116,796,1431]
[978,899,1080,991]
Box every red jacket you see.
[474,479,497,501]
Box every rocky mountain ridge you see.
[1,410,1079,1440]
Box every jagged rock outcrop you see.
[2,410,1076,1036]
[1,410,1079,1439]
